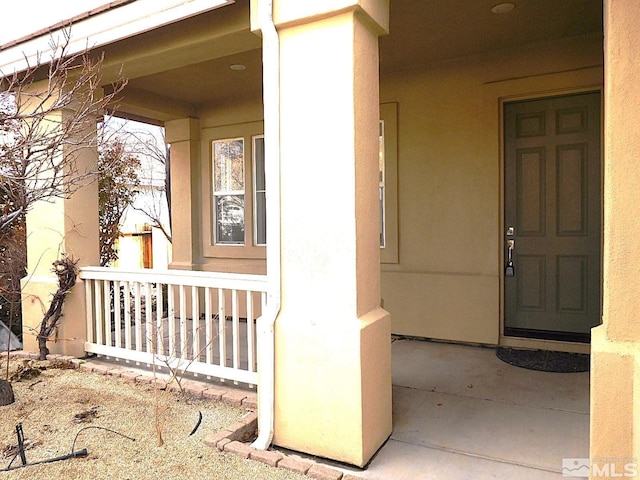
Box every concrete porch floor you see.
[322,338,590,480]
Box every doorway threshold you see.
[500,334,590,354]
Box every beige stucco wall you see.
[590,0,640,473]
[380,33,603,345]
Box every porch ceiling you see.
[109,0,603,122]
[381,0,603,73]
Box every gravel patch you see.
[0,360,306,480]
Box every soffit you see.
[110,0,603,121]
[380,0,603,73]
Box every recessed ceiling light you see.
[229,64,246,71]
[491,2,516,14]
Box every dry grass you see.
[0,359,306,480]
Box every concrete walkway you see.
[320,338,590,480]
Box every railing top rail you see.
[79,266,268,291]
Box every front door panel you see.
[504,92,601,342]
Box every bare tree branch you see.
[101,121,172,243]
[0,30,127,236]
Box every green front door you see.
[504,92,602,342]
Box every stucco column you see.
[261,0,391,467]
[165,118,200,271]
[20,89,99,357]
[590,1,640,476]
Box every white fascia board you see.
[0,0,234,75]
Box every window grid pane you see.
[213,138,244,192]
[215,194,245,244]
[255,192,266,245]
[253,136,267,246]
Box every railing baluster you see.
[134,282,142,351]
[232,290,240,381]
[247,291,256,378]
[168,284,175,355]
[145,282,152,353]
[85,279,94,344]
[179,285,187,359]
[114,280,121,349]
[104,280,111,347]
[192,285,199,361]
[218,289,226,369]
[123,280,131,350]
[94,280,103,346]
[205,287,212,364]
[156,282,164,356]
[247,291,255,375]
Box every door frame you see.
[498,86,604,354]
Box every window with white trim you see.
[212,138,245,244]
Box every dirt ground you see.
[0,358,306,480]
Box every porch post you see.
[20,83,99,357]
[591,0,640,476]
[266,0,391,467]
[165,118,200,271]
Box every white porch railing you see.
[80,267,267,385]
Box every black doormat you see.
[496,347,590,373]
